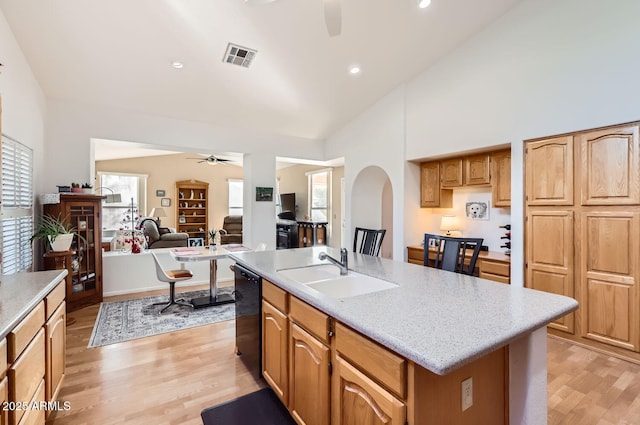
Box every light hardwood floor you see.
[49,288,640,424]
[47,285,265,425]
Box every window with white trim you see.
[1,135,34,274]
[228,179,243,216]
[307,169,331,222]
[97,172,147,230]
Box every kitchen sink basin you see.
[306,275,397,298]
[278,264,343,283]
[277,265,398,298]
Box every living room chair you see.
[151,251,194,314]
[423,234,483,275]
[353,227,386,256]
[221,215,243,244]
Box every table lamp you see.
[149,207,167,226]
[440,215,460,236]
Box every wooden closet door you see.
[580,211,640,351]
[525,136,574,206]
[526,210,575,333]
[578,125,640,205]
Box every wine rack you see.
[499,224,511,255]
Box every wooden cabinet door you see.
[45,301,66,410]
[289,323,330,425]
[420,162,440,207]
[578,125,640,205]
[440,159,463,188]
[262,300,288,405]
[420,162,451,208]
[491,150,511,207]
[580,212,640,351]
[1,376,7,425]
[525,136,574,205]
[464,154,490,186]
[526,210,575,333]
[333,355,405,425]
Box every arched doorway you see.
[351,166,393,258]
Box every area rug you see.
[88,287,236,348]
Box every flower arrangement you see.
[208,228,227,248]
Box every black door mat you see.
[201,388,296,425]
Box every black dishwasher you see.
[234,263,262,377]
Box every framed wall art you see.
[256,186,273,202]
[161,198,171,207]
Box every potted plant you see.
[31,214,81,252]
[81,182,93,193]
[208,229,227,250]
[71,182,82,193]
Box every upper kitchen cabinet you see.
[525,136,574,206]
[420,162,452,208]
[464,154,490,186]
[491,150,511,207]
[440,158,463,188]
[578,124,640,206]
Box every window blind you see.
[1,135,34,274]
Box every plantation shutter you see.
[1,135,34,274]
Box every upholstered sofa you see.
[221,215,243,244]
[138,218,189,249]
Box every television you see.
[279,193,296,220]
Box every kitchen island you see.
[229,246,578,425]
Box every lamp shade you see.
[440,215,460,235]
[149,208,167,218]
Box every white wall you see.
[325,87,406,260]
[0,9,46,194]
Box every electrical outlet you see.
[461,377,473,411]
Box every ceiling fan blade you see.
[323,0,341,37]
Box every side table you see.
[43,249,76,325]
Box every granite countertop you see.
[0,270,68,339]
[229,247,578,375]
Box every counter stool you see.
[151,251,194,314]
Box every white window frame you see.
[97,172,147,230]
[1,135,34,274]
[228,179,243,216]
[307,168,332,231]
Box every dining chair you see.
[353,227,386,256]
[151,251,194,314]
[423,234,483,275]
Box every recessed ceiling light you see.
[171,61,184,69]
[349,65,361,75]
[418,0,431,8]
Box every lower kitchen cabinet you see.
[261,278,507,424]
[333,355,405,425]
[262,300,288,404]
[289,323,331,425]
[45,301,66,408]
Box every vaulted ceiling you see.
[0,0,522,141]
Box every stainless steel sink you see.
[277,265,398,298]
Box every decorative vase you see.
[209,243,217,251]
[48,233,74,252]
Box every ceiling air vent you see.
[223,43,257,68]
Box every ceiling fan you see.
[187,155,233,165]
[245,0,342,37]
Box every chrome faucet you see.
[319,248,349,275]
